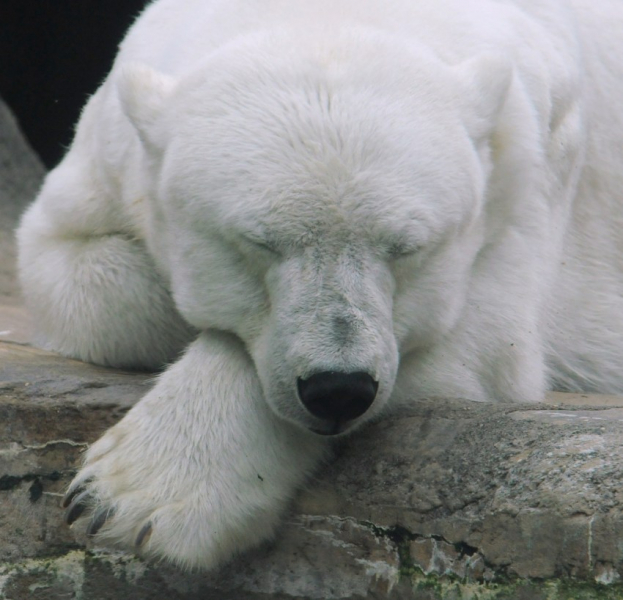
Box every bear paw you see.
[62,419,285,570]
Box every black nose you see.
[297,371,378,422]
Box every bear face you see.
[118,30,509,433]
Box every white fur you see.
[16,0,623,568]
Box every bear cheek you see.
[171,258,268,334]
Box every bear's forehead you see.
[164,129,473,254]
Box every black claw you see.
[65,490,90,525]
[87,506,115,537]
[135,522,153,547]
[62,479,93,509]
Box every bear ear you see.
[454,55,513,141]
[117,63,177,150]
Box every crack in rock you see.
[0,471,63,497]
[359,521,496,582]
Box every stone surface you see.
[4,350,623,599]
[3,98,623,599]
[0,97,43,344]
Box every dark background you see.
[1,1,149,168]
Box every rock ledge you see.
[3,338,623,599]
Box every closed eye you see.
[387,241,420,260]
[241,234,281,256]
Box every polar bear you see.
[16,0,623,569]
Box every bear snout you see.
[296,371,378,434]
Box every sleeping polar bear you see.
[16,0,623,569]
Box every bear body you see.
[17,0,623,568]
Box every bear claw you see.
[62,480,92,509]
[64,490,91,525]
[135,522,153,547]
[87,506,115,536]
